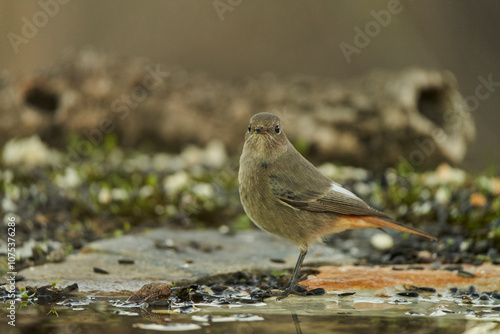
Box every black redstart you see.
[238,112,435,300]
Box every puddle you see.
[1,288,499,333]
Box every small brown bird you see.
[238,112,435,300]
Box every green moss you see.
[293,137,310,156]
[233,214,253,231]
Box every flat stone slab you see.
[18,228,353,293]
[304,264,500,292]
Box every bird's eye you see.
[247,124,251,133]
[275,125,280,134]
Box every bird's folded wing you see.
[271,176,392,220]
[269,171,436,240]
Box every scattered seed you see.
[307,288,326,296]
[444,265,463,271]
[397,291,419,297]
[406,311,424,316]
[337,292,355,298]
[458,270,475,278]
[270,258,286,264]
[118,259,135,265]
[407,265,424,270]
[93,267,109,274]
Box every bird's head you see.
[243,112,289,161]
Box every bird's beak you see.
[253,127,271,136]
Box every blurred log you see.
[0,50,475,171]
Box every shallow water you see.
[2,289,499,334]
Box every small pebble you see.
[294,285,307,293]
[444,265,463,271]
[270,258,286,264]
[93,267,109,274]
[431,262,441,270]
[149,300,171,307]
[479,294,490,301]
[407,265,424,270]
[307,288,326,296]
[406,311,424,316]
[491,292,500,300]
[417,287,436,293]
[338,292,356,297]
[458,270,475,278]
[370,233,394,251]
[397,291,419,298]
[210,285,227,293]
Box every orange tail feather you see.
[361,216,436,241]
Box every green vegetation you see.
[1,134,499,268]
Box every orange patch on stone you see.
[302,264,500,291]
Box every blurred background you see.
[1,0,499,172]
[1,0,500,275]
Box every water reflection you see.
[1,292,499,334]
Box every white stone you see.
[370,232,394,251]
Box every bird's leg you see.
[276,249,308,301]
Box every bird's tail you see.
[361,216,436,241]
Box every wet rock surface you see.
[14,228,352,292]
[2,274,500,333]
[304,264,500,292]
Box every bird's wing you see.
[268,147,436,240]
[271,173,392,220]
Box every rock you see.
[2,135,61,168]
[0,50,475,171]
[370,233,394,251]
[469,193,487,207]
[17,228,353,292]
